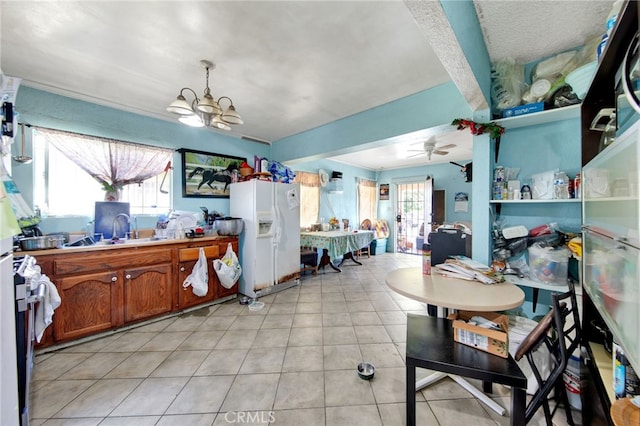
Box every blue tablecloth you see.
[300,230,375,259]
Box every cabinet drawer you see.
[178,245,220,262]
[54,248,173,275]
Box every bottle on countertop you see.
[422,244,431,275]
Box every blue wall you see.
[13,82,475,236]
[272,81,472,163]
[13,87,270,233]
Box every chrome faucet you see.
[132,216,139,239]
[112,213,130,239]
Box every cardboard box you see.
[449,311,509,358]
[502,102,544,118]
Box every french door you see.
[394,177,433,255]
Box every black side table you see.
[406,314,527,426]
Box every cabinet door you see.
[177,260,216,309]
[583,228,640,372]
[54,271,123,342]
[123,263,173,323]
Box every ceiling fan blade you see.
[433,149,449,155]
[407,151,426,158]
[437,143,457,150]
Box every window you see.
[357,178,377,226]
[33,130,172,216]
[294,171,320,227]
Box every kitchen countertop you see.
[16,235,236,257]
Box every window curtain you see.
[358,178,377,226]
[34,127,173,199]
[294,171,320,227]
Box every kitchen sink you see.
[101,237,158,245]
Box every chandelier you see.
[166,60,243,130]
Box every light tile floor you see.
[30,253,579,425]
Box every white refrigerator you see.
[230,180,300,298]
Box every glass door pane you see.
[395,180,427,255]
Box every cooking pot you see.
[19,235,65,251]
[214,217,244,236]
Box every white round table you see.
[386,267,525,311]
[387,267,526,419]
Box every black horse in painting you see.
[188,163,239,192]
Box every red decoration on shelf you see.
[451,119,505,140]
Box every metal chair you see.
[514,279,581,425]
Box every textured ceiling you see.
[0,1,614,170]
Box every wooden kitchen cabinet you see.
[123,263,173,323]
[29,236,238,347]
[54,270,123,342]
[51,246,173,340]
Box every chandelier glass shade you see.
[167,60,243,129]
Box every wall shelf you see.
[490,199,581,204]
[494,104,581,129]
[490,198,580,214]
[492,104,582,161]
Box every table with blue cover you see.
[300,230,375,272]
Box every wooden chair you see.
[300,246,318,275]
[405,280,581,426]
[514,280,581,425]
[356,219,372,258]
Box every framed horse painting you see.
[178,148,247,198]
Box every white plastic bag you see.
[214,243,242,289]
[182,247,208,297]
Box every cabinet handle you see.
[180,267,185,272]
[125,274,132,279]
[111,276,117,282]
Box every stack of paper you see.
[433,255,504,285]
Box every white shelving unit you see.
[490,199,581,205]
[495,104,581,129]
[487,104,582,315]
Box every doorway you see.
[395,177,434,255]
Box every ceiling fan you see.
[407,137,456,161]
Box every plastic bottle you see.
[614,344,627,399]
[606,1,623,37]
[563,354,582,409]
[599,1,623,60]
[422,245,431,275]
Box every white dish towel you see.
[18,255,61,342]
[33,274,61,343]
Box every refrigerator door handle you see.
[272,188,281,285]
